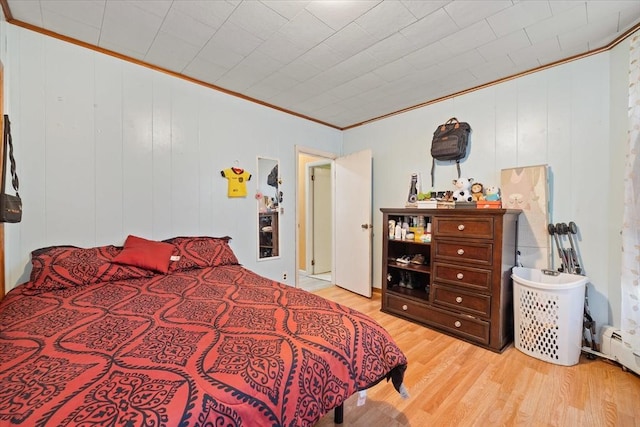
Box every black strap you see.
[431,158,435,188]
[2,115,19,196]
[431,158,462,188]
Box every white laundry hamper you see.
[511,267,588,366]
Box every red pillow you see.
[113,235,175,274]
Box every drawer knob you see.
[454,320,462,328]
[456,273,464,280]
[457,248,465,255]
[402,304,408,311]
[455,296,463,303]
[458,224,465,231]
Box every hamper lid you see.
[511,267,588,290]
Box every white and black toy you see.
[452,177,474,202]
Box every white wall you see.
[1,23,343,289]
[344,50,625,332]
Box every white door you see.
[311,166,332,274]
[334,149,372,297]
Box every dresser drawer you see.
[432,284,491,318]
[432,262,492,291]
[433,240,493,266]
[426,306,490,345]
[433,217,494,239]
[384,294,430,322]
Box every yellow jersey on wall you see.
[221,167,251,197]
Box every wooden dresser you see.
[381,208,520,352]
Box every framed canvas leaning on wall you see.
[500,165,550,269]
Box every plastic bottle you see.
[395,223,402,240]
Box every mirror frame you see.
[257,157,280,260]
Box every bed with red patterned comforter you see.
[0,236,407,426]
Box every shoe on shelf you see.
[406,273,416,289]
[396,255,410,264]
[398,271,407,287]
[410,254,425,265]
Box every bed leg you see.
[334,403,344,424]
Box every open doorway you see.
[296,147,335,292]
[295,147,373,297]
[307,161,331,275]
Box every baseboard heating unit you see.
[583,326,640,376]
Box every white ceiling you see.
[5,0,640,129]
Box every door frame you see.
[295,146,336,289]
[0,62,5,298]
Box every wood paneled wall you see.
[343,46,630,334]
[1,23,343,291]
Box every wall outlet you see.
[282,272,287,281]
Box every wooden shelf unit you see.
[381,208,520,352]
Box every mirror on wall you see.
[257,157,281,259]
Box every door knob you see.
[361,224,372,229]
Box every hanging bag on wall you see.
[430,117,471,187]
[1,115,22,223]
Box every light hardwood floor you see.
[313,286,640,427]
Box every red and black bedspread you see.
[0,236,407,426]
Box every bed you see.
[0,236,407,426]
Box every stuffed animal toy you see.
[452,177,474,202]
[471,182,484,201]
[484,186,501,201]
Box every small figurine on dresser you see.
[407,173,419,204]
[484,186,501,201]
[478,185,502,208]
[471,182,485,201]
